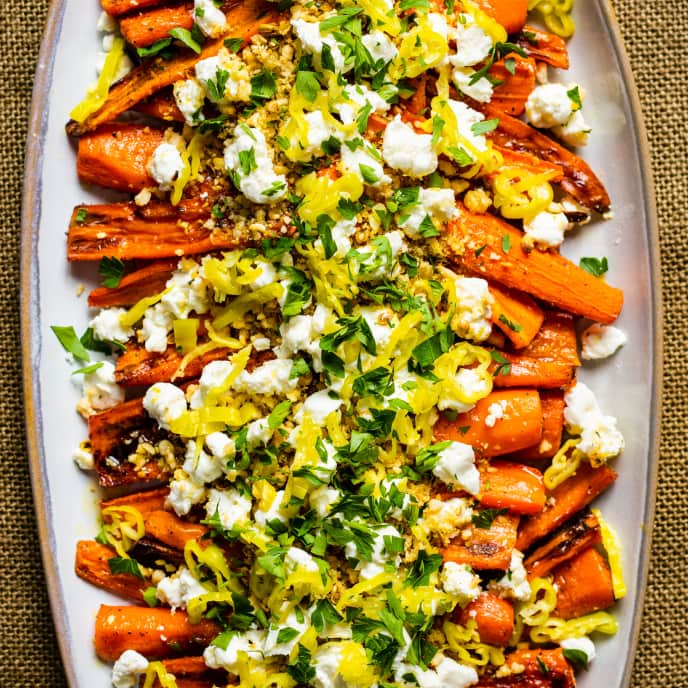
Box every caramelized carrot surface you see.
[503,648,575,688]
[516,25,570,69]
[508,390,565,461]
[489,54,536,116]
[473,0,528,34]
[448,205,624,323]
[120,2,194,48]
[553,546,615,619]
[135,89,186,122]
[88,260,177,307]
[101,0,166,17]
[101,487,170,515]
[479,461,546,515]
[95,605,219,661]
[488,282,544,349]
[455,593,515,646]
[517,462,618,551]
[144,510,209,551]
[444,512,519,570]
[435,389,543,457]
[77,123,163,192]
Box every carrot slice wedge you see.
[516,25,570,70]
[488,54,536,117]
[434,389,543,457]
[478,461,546,515]
[501,649,575,688]
[447,205,624,323]
[488,282,544,349]
[95,605,219,661]
[455,593,515,646]
[88,260,177,307]
[144,510,209,551]
[507,390,565,461]
[473,0,528,34]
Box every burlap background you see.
[1,0,686,685]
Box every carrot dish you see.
[54,0,629,685]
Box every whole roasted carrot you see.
[491,355,574,389]
[77,124,163,192]
[473,0,528,34]
[488,282,544,349]
[553,546,615,619]
[447,205,624,323]
[478,461,546,515]
[95,605,219,661]
[517,311,579,364]
[454,592,514,646]
[101,487,170,516]
[443,512,519,570]
[88,260,177,307]
[434,389,543,457]
[144,510,209,551]
[502,648,575,688]
[517,462,617,551]
[120,3,194,49]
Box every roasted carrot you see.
[135,89,186,123]
[483,106,610,212]
[89,397,171,487]
[491,146,564,181]
[491,355,574,390]
[115,344,232,386]
[502,648,575,688]
[553,546,615,619]
[88,260,177,307]
[455,592,514,646]
[488,282,544,349]
[75,540,148,602]
[101,487,170,516]
[518,311,579,364]
[95,605,219,661]
[516,25,570,70]
[145,510,209,551]
[120,3,194,48]
[160,657,227,688]
[507,390,565,461]
[517,462,618,551]
[101,0,166,17]
[448,205,624,323]
[68,203,238,261]
[443,512,519,570]
[77,124,164,192]
[67,0,280,136]
[488,54,536,117]
[434,389,543,457]
[476,678,555,688]
[523,509,601,579]
[479,461,546,515]
[473,0,528,34]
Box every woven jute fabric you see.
[1,0,686,685]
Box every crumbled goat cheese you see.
[491,550,531,602]
[203,631,264,674]
[341,141,391,187]
[564,382,624,461]
[398,187,458,238]
[383,116,438,177]
[553,109,591,147]
[111,650,149,688]
[143,382,187,430]
[346,524,402,580]
[78,361,124,416]
[97,10,117,33]
[450,14,493,67]
[205,431,235,459]
[291,18,347,73]
[334,83,390,125]
[246,417,273,447]
[190,360,233,409]
[441,562,481,602]
[356,230,407,282]
[156,566,206,610]
[147,142,184,190]
[73,445,95,471]
[452,67,494,103]
[560,636,597,663]
[275,306,331,363]
[451,276,493,342]
[90,307,133,344]
[311,645,345,688]
[254,489,290,528]
[361,31,398,64]
[234,358,298,395]
[166,471,207,516]
[358,306,398,349]
[183,440,224,484]
[432,441,481,494]
[523,210,570,248]
[295,389,344,425]
[173,78,206,126]
[446,99,489,155]
[485,400,507,428]
[526,83,573,129]
[422,497,473,545]
[205,488,252,529]
[264,608,310,656]
[224,125,287,204]
[140,303,173,353]
[580,323,627,360]
[398,656,479,688]
[438,367,491,414]
[195,48,251,104]
[310,486,341,518]
[194,0,227,37]
[285,546,320,573]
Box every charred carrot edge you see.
[553,546,615,620]
[517,311,580,365]
[507,389,565,461]
[491,146,564,181]
[491,355,574,389]
[517,462,618,551]
[488,54,536,117]
[483,106,610,212]
[101,486,170,515]
[502,648,575,688]
[516,25,570,70]
[102,0,166,17]
[75,540,147,602]
[478,461,546,515]
[448,205,624,323]
[77,123,164,192]
[523,508,601,580]
[473,0,528,34]
[488,282,545,349]
[88,260,177,307]
[144,510,209,551]
[455,593,515,647]
[115,344,232,387]
[67,203,236,261]
[120,2,194,48]
[95,605,220,662]
[443,513,519,571]
[434,389,543,457]
[66,0,280,136]
[135,88,186,122]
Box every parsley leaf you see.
[471,117,500,136]
[287,645,316,684]
[224,37,243,53]
[51,325,90,362]
[311,599,343,632]
[472,508,508,529]
[579,256,609,277]
[268,400,292,429]
[143,586,159,607]
[563,648,590,670]
[406,550,444,588]
[206,67,229,101]
[108,556,143,579]
[250,69,277,102]
[137,37,173,58]
[168,27,202,54]
[498,314,522,332]
[295,70,320,102]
